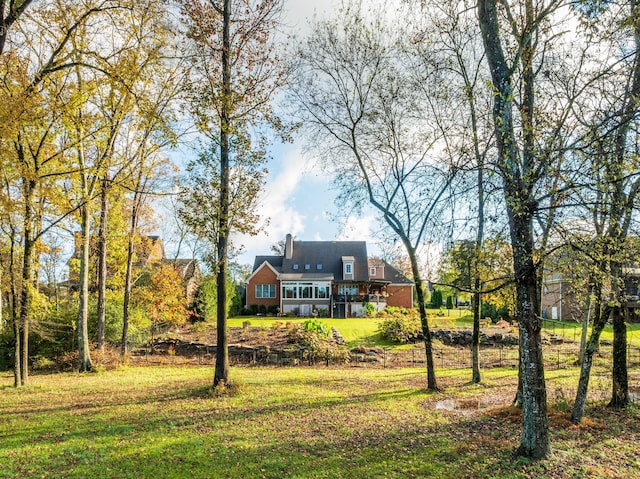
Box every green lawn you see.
[228,316,395,347]
[227,309,474,348]
[542,319,640,347]
[228,312,640,350]
[1,366,639,478]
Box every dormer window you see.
[342,255,355,280]
[317,264,322,270]
[293,263,299,270]
[305,264,310,270]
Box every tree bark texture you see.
[77,207,93,372]
[214,0,231,387]
[410,249,437,391]
[96,178,109,351]
[609,304,628,408]
[572,288,607,423]
[478,0,549,458]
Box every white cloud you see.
[337,214,377,242]
[232,146,308,262]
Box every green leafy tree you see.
[179,0,287,387]
[191,275,237,322]
[132,263,188,341]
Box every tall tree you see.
[0,0,137,385]
[474,0,587,457]
[411,0,499,383]
[180,0,286,387]
[571,0,640,418]
[290,2,467,390]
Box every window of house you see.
[283,284,298,298]
[338,285,359,296]
[317,264,322,270]
[345,263,352,274]
[315,285,330,298]
[300,282,313,298]
[305,264,310,270]
[293,263,299,270]
[256,284,276,298]
[370,267,376,276]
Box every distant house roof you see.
[252,239,370,282]
[162,258,200,282]
[250,236,413,286]
[381,262,413,285]
[253,255,283,273]
[282,240,369,282]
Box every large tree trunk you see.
[606,0,640,410]
[214,0,231,388]
[77,206,93,372]
[478,0,549,458]
[511,213,549,459]
[96,177,109,351]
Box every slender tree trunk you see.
[96,177,109,351]
[213,0,232,387]
[471,153,485,384]
[19,179,36,386]
[121,205,138,357]
[407,246,437,391]
[8,228,20,387]
[77,205,92,372]
[471,290,481,383]
[609,304,628,408]
[578,283,593,365]
[571,284,605,423]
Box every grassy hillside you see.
[1,366,639,478]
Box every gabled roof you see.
[282,240,369,282]
[250,237,413,286]
[252,255,283,273]
[381,262,413,285]
[162,258,200,281]
[247,259,282,283]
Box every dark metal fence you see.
[136,339,640,372]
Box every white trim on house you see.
[245,260,281,283]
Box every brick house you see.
[246,234,414,318]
